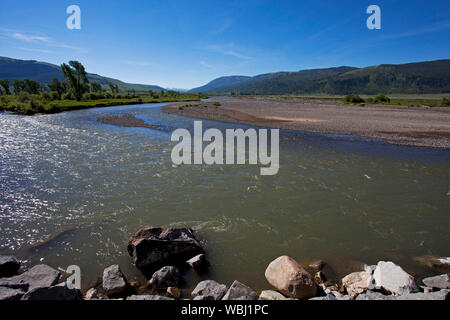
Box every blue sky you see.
[0,0,449,89]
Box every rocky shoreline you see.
[1,227,449,301]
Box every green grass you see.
[0,93,201,115]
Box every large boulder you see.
[373,261,420,295]
[0,286,25,300]
[265,256,317,299]
[148,266,180,288]
[341,270,374,297]
[127,227,204,269]
[0,264,60,291]
[102,265,128,297]
[222,280,258,300]
[186,254,208,272]
[191,280,227,300]
[126,295,174,300]
[422,274,450,289]
[21,283,83,300]
[0,256,20,277]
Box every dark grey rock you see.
[127,227,203,269]
[0,286,25,300]
[191,280,227,300]
[186,254,208,272]
[422,274,450,289]
[148,266,180,288]
[102,265,128,297]
[355,291,395,300]
[126,295,174,300]
[21,283,82,300]
[0,256,20,277]
[394,290,449,300]
[0,264,60,291]
[309,294,337,300]
[222,280,258,300]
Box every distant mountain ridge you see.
[0,56,164,93]
[190,60,450,94]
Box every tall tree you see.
[108,83,119,94]
[0,79,11,95]
[48,78,66,99]
[90,82,102,92]
[13,79,24,94]
[61,61,89,101]
[23,79,42,94]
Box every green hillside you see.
[190,60,450,95]
[0,57,164,93]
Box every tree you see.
[61,61,89,101]
[48,78,66,99]
[108,83,119,94]
[90,82,102,92]
[13,79,24,94]
[0,79,11,95]
[23,79,42,94]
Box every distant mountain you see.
[189,60,450,95]
[0,57,163,93]
[190,75,251,92]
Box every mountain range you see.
[0,57,164,93]
[190,59,450,95]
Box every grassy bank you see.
[0,93,202,115]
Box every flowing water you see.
[0,102,449,292]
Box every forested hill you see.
[190,60,450,95]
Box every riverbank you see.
[1,227,449,300]
[162,99,450,148]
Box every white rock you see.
[259,290,293,300]
[341,270,373,297]
[373,261,420,295]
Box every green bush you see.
[62,92,75,100]
[343,94,364,104]
[373,93,390,103]
[50,91,60,100]
[178,105,184,110]
[213,101,221,106]
[441,97,450,106]
[17,92,32,103]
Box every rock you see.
[0,256,20,277]
[84,288,98,300]
[341,270,373,297]
[186,254,208,272]
[265,256,317,299]
[102,265,128,297]
[148,266,180,288]
[259,290,293,300]
[167,286,180,299]
[309,294,337,300]
[308,260,325,271]
[191,280,227,300]
[126,295,174,300]
[395,290,449,300]
[127,227,204,269]
[414,256,450,272]
[422,274,450,289]
[314,271,327,284]
[0,264,60,291]
[355,291,395,300]
[0,279,29,291]
[329,291,352,300]
[222,280,258,300]
[0,286,25,300]
[21,283,83,300]
[373,261,420,295]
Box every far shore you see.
[161,99,450,149]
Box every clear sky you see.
[1,0,449,89]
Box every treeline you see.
[0,61,202,115]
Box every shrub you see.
[373,93,390,103]
[366,97,374,103]
[213,101,221,106]
[441,97,450,106]
[17,92,32,103]
[178,105,184,110]
[50,91,60,100]
[343,94,364,104]
[62,92,75,100]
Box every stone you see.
[259,290,293,300]
[355,291,395,300]
[373,261,420,295]
[191,280,227,300]
[126,295,174,300]
[127,227,204,269]
[341,270,373,297]
[422,274,450,289]
[309,294,337,300]
[0,256,20,277]
[314,271,327,284]
[0,279,29,291]
[186,254,208,272]
[21,283,83,300]
[84,288,98,300]
[330,291,352,300]
[167,286,180,299]
[102,265,128,297]
[0,264,60,291]
[394,290,449,300]
[265,256,317,299]
[148,266,180,288]
[222,280,258,300]
[0,286,25,300]
[414,256,450,272]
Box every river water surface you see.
[0,103,449,291]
